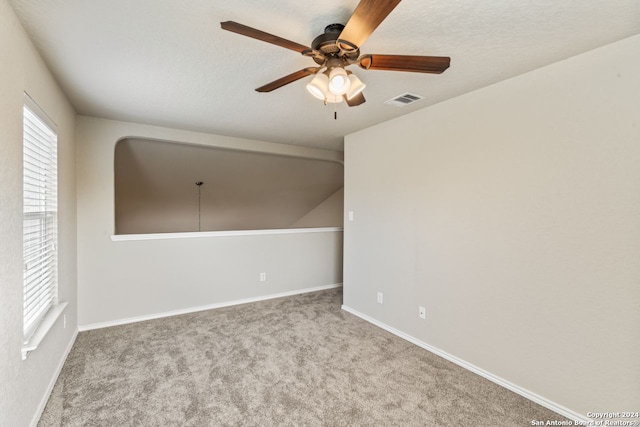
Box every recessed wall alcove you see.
[114,138,344,235]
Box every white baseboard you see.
[341,304,589,424]
[79,283,343,331]
[30,328,78,427]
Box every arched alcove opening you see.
[114,138,344,235]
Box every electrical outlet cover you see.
[419,306,426,319]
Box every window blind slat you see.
[23,244,56,260]
[24,262,55,281]
[24,285,54,314]
[24,275,55,297]
[23,141,54,159]
[24,119,55,140]
[24,257,55,279]
[24,296,53,336]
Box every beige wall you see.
[77,116,343,327]
[291,187,344,228]
[343,34,640,418]
[0,1,77,426]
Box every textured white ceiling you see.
[8,0,640,151]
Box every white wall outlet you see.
[348,211,354,221]
[377,292,383,304]
[260,272,267,282]
[419,306,426,319]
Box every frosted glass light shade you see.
[328,67,351,95]
[306,74,329,100]
[346,74,366,100]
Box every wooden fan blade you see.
[221,21,310,53]
[256,68,320,92]
[338,0,402,50]
[345,92,366,107]
[359,54,450,73]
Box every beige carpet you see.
[38,288,565,426]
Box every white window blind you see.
[23,96,58,344]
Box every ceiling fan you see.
[221,0,450,107]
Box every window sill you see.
[21,302,68,360]
[110,226,344,242]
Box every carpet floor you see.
[38,288,565,426]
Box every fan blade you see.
[345,92,366,107]
[221,21,310,53]
[256,68,320,92]
[359,54,450,73]
[338,0,402,50]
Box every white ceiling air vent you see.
[384,92,425,107]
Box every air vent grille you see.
[384,92,425,107]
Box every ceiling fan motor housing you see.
[310,23,360,65]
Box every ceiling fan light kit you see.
[328,67,351,95]
[307,68,355,103]
[221,0,450,110]
[346,73,366,100]
[307,74,330,100]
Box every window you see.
[22,95,58,345]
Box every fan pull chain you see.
[196,181,203,232]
